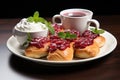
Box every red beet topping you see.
[50,35,60,40]
[29,37,50,48]
[49,37,70,52]
[74,37,93,49]
[64,29,80,37]
[74,30,99,49]
[52,23,63,34]
[82,30,99,39]
[29,29,99,51]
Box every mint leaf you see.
[69,34,77,39]
[33,11,40,23]
[90,28,105,34]
[33,11,39,18]
[58,32,66,39]
[27,33,32,41]
[27,11,55,35]
[27,16,34,22]
[27,11,41,23]
[45,21,55,35]
[65,32,71,39]
[37,17,46,23]
[58,32,77,39]
[96,29,105,34]
[22,33,32,47]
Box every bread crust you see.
[24,35,105,60]
[47,42,74,61]
[94,35,105,48]
[25,42,50,58]
[75,42,100,58]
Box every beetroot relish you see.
[82,30,99,39]
[64,29,80,37]
[48,23,63,35]
[74,30,99,49]
[49,36,71,52]
[74,37,93,49]
[29,29,99,51]
[29,37,50,48]
[53,23,63,32]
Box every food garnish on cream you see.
[15,11,55,34]
[15,18,48,32]
[26,11,55,34]
[13,11,55,47]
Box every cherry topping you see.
[74,30,99,49]
[49,38,70,52]
[64,29,80,37]
[82,30,99,39]
[29,37,50,48]
[51,23,63,34]
[74,37,93,49]
[29,29,99,51]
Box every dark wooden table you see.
[0,15,119,80]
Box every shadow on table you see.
[9,53,111,79]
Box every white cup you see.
[52,8,100,34]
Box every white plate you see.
[6,30,117,66]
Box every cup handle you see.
[87,19,100,29]
[52,14,62,25]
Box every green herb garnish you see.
[90,27,105,34]
[27,11,45,23]
[27,11,55,34]
[44,21,55,35]
[23,33,32,47]
[58,32,77,39]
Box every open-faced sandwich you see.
[74,30,105,58]
[25,37,50,58]
[47,37,74,61]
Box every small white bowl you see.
[12,27,48,46]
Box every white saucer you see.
[6,30,117,66]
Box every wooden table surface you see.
[0,15,119,80]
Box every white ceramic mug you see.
[52,8,100,34]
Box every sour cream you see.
[15,18,48,32]
[13,18,49,45]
